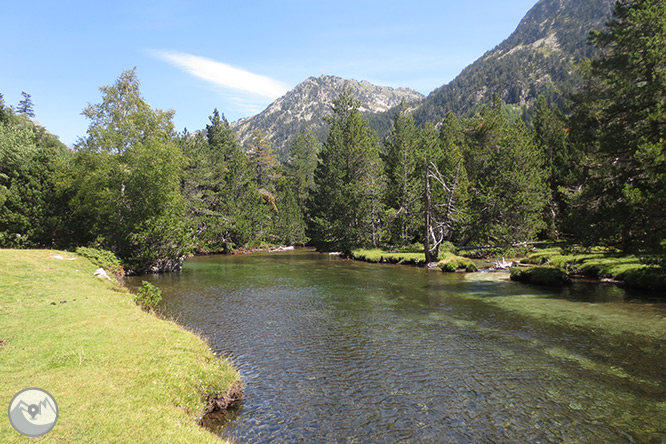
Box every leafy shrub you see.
[75,246,124,277]
[510,266,571,287]
[395,243,424,253]
[133,281,162,310]
[437,253,478,272]
[439,261,457,272]
[438,241,457,254]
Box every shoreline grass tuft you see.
[524,246,666,291]
[0,249,240,443]
[351,248,477,272]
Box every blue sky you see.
[2,0,537,146]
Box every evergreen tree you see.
[17,92,35,118]
[465,95,547,245]
[247,129,278,188]
[533,95,579,239]
[570,0,666,262]
[437,113,471,243]
[309,89,384,253]
[285,127,320,213]
[384,100,422,247]
[182,109,267,252]
[271,177,308,245]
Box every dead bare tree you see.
[424,158,464,263]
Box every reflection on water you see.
[128,250,666,443]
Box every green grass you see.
[351,248,477,272]
[437,252,478,272]
[0,249,240,443]
[524,246,666,290]
[352,248,428,266]
[510,265,571,287]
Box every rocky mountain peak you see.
[231,75,424,158]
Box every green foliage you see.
[438,241,457,254]
[271,177,308,245]
[510,265,571,287]
[65,69,191,273]
[309,89,384,253]
[383,100,423,246]
[437,252,477,272]
[464,95,548,245]
[182,109,272,253]
[533,95,581,239]
[0,109,71,248]
[17,91,35,118]
[75,246,122,269]
[569,0,666,265]
[285,127,320,213]
[134,281,163,310]
[247,129,278,187]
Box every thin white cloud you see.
[152,50,288,100]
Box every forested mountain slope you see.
[413,0,616,124]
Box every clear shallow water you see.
[129,250,666,443]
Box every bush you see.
[75,246,124,277]
[438,241,457,254]
[395,243,425,253]
[133,281,162,310]
[510,266,571,287]
[437,253,478,272]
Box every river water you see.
[129,249,666,443]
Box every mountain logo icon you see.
[8,388,58,437]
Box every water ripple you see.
[131,251,666,443]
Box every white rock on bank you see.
[93,268,112,280]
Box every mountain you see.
[231,0,616,157]
[413,0,616,124]
[231,75,424,159]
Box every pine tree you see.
[285,127,320,215]
[309,89,383,253]
[384,100,422,247]
[570,0,666,262]
[17,92,35,118]
[465,95,547,245]
[183,109,267,251]
[533,95,579,239]
[437,113,471,243]
[247,129,278,188]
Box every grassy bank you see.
[0,249,240,443]
[351,248,477,272]
[524,246,666,291]
[351,248,427,266]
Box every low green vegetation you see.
[0,249,240,443]
[524,246,666,290]
[437,252,478,272]
[75,246,124,277]
[134,280,163,311]
[351,247,477,272]
[352,248,427,266]
[510,265,571,287]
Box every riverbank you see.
[352,244,666,292]
[0,249,241,443]
[522,246,666,291]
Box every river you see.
[129,249,666,443]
